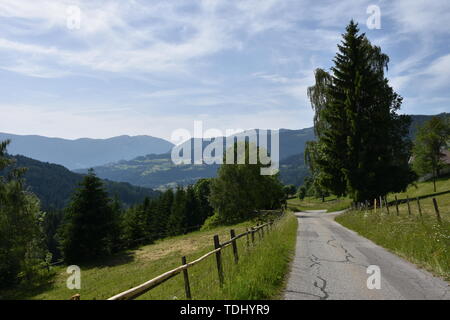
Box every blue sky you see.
[0,0,449,140]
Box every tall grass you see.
[214,212,297,299]
[336,195,450,281]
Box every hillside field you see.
[0,212,297,300]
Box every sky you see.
[0,0,449,141]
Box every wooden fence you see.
[107,218,278,300]
[352,193,447,224]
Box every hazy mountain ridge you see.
[0,133,174,170]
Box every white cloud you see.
[0,0,449,139]
[386,0,450,35]
[0,0,305,76]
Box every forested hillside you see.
[0,155,160,210]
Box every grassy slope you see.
[386,175,450,201]
[1,213,297,300]
[336,178,450,281]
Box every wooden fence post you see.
[246,228,250,248]
[261,224,265,238]
[230,229,239,264]
[416,197,422,217]
[432,198,442,224]
[251,227,255,245]
[395,195,399,216]
[384,197,390,215]
[213,235,224,286]
[379,196,383,212]
[181,256,192,300]
[406,195,411,216]
[374,199,377,213]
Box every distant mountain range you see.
[1,155,160,210]
[2,113,447,191]
[75,128,315,189]
[75,113,448,189]
[0,133,174,170]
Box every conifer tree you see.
[306,21,415,202]
[155,189,173,238]
[194,178,214,222]
[0,140,49,287]
[59,169,119,263]
[166,186,187,235]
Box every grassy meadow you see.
[0,212,297,300]
[386,175,450,201]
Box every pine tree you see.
[0,140,49,287]
[185,185,200,230]
[166,186,187,236]
[307,21,415,202]
[122,205,147,248]
[59,169,119,263]
[194,178,214,223]
[154,189,173,238]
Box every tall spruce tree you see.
[306,21,415,202]
[59,169,119,263]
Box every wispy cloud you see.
[0,0,449,138]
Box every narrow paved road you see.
[284,210,450,300]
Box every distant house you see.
[413,148,450,181]
[442,149,450,166]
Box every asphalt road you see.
[284,210,450,300]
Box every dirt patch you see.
[133,227,246,263]
[134,234,213,262]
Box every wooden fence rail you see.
[357,192,447,224]
[107,220,275,300]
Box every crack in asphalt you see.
[313,276,329,300]
[326,237,338,248]
[309,254,321,268]
[339,243,355,263]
